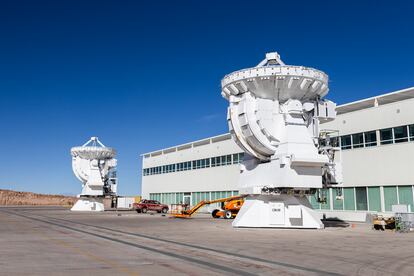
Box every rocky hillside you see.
[0,189,76,206]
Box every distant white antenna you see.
[70,137,117,211]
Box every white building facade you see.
[141,87,414,217]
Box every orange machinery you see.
[170,195,245,219]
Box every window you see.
[341,135,352,150]
[333,188,343,210]
[368,187,381,211]
[352,133,364,148]
[239,153,244,162]
[398,186,414,211]
[393,126,408,143]
[221,156,226,165]
[226,155,232,165]
[409,125,414,141]
[355,187,368,211]
[343,188,355,210]
[380,128,393,145]
[233,153,239,164]
[211,157,216,167]
[384,186,398,211]
[364,131,377,147]
[329,137,339,147]
[320,188,330,210]
[308,193,320,209]
[216,156,222,166]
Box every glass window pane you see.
[239,153,244,163]
[344,188,355,210]
[352,133,364,148]
[308,193,320,209]
[394,126,408,143]
[329,136,339,147]
[333,188,343,210]
[320,189,331,210]
[216,157,221,166]
[341,135,352,150]
[384,186,398,211]
[364,131,377,147]
[368,187,381,211]
[226,155,232,165]
[398,186,414,211]
[233,154,239,164]
[206,158,210,167]
[409,125,414,140]
[211,157,216,167]
[380,128,393,145]
[355,187,368,210]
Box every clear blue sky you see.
[1,1,413,195]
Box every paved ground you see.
[0,206,413,276]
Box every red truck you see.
[133,199,169,214]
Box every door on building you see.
[183,193,191,206]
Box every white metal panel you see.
[269,202,285,225]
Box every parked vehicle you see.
[133,199,169,214]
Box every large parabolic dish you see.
[221,52,329,103]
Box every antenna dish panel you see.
[221,53,329,102]
[71,147,115,160]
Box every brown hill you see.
[0,189,76,206]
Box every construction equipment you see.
[372,215,395,231]
[171,195,245,218]
[212,198,244,219]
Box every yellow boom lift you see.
[170,195,245,218]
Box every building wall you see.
[141,135,242,202]
[323,97,414,134]
[323,97,414,187]
[140,90,414,215]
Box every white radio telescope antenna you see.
[222,52,342,228]
[70,136,117,211]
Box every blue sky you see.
[1,1,413,195]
